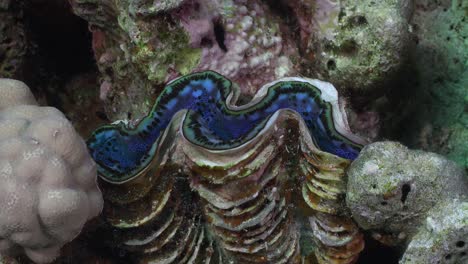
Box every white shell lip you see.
[226,76,368,146]
[169,72,366,147]
[101,74,368,183]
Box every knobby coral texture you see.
[347,141,468,264]
[69,0,412,124]
[0,79,103,264]
[87,71,366,263]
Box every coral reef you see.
[87,71,365,263]
[0,254,18,264]
[0,0,465,263]
[0,79,103,263]
[70,0,300,121]
[58,73,107,137]
[400,199,468,264]
[68,0,416,142]
[346,141,467,245]
[346,141,468,262]
[395,0,468,170]
[0,1,26,78]
[299,0,413,94]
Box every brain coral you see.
[0,79,103,263]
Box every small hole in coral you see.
[194,2,200,11]
[95,111,109,121]
[4,65,14,72]
[456,241,465,248]
[340,39,358,55]
[381,201,388,206]
[446,37,451,41]
[105,67,114,76]
[338,9,346,22]
[445,254,452,260]
[415,37,420,45]
[352,15,368,26]
[371,184,377,189]
[324,43,334,52]
[327,60,336,70]
[401,183,411,203]
[200,37,213,48]
[213,19,227,52]
[461,252,467,256]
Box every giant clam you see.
[87,71,367,263]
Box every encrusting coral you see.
[69,0,300,121]
[397,0,468,170]
[0,79,103,263]
[87,71,366,263]
[69,0,412,123]
[346,141,468,263]
[400,199,468,264]
[297,0,413,94]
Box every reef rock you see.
[400,198,468,264]
[301,0,413,94]
[346,141,468,247]
[0,1,26,78]
[0,79,103,263]
[396,0,468,170]
[70,0,299,121]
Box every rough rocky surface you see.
[0,0,465,263]
[69,0,413,122]
[0,254,18,264]
[400,199,468,264]
[394,0,468,170]
[346,141,468,246]
[300,0,413,94]
[70,0,301,121]
[0,1,26,79]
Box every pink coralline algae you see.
[69,0,304,121]
[173,0,299,95]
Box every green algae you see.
[116,5,201,84]
[398,1,468,170]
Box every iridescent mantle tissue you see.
[87,71,367,263]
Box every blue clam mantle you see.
[87,71,365,183]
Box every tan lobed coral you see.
[0,79,103,263]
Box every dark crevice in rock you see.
[359,234,401,264]
[263,0,301,51]
[20,0,97,109]
[213,19,227,52]
[401,183,411,203]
